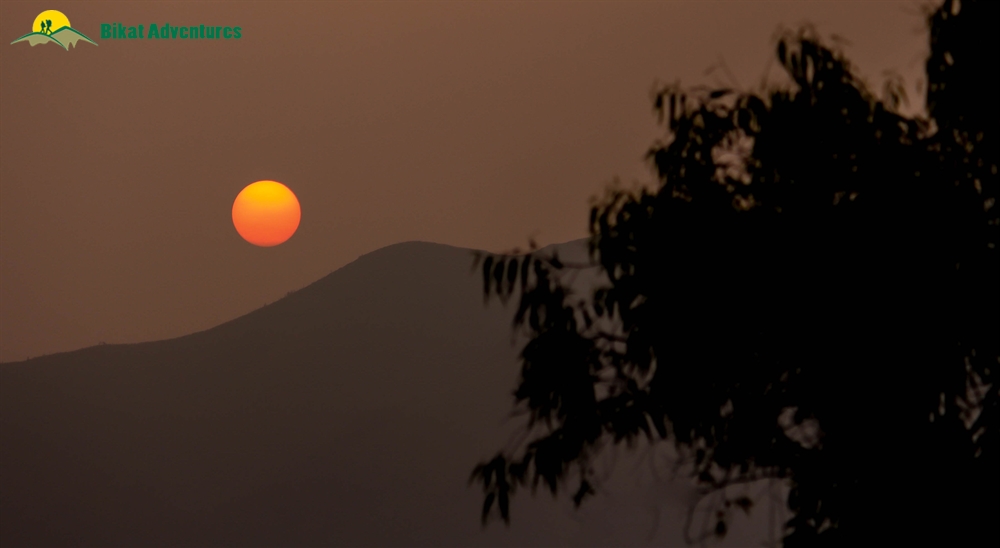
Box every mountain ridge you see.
[0,239,587,366]
[0,237,774,547]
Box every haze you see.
[1,2,930,360]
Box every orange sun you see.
[232,180,301,247]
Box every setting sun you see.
[232,180,301,247]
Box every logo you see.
[100,23,242,41]
[9,10,97,50]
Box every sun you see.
[33,10,71,34]
[232,181,301,247]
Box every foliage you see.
[470,0,998,545]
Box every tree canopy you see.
[470,0,998,545]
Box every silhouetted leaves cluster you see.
[470,1,998,545]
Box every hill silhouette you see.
[9,27,97,50]
[1,240,779,547]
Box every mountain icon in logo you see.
[10,10,97,50]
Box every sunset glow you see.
[232,181,301,247]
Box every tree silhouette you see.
[470,0,997,545]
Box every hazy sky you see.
[0,1,935,362]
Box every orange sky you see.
[0,1,935,362]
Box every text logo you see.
[100,23,242,41]
[9,10,97,50]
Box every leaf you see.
[520,255,532,293]
[507,257,519,295]
[651,415,668,439]
[482,256,494,295]
[514,290,534,327]
[670,93,677,127]
[494,259,506,299]
[470,463,486,487]
[488,455,505,486]
[481,492,496,525]
[572,479,595,507]
[498,488,510,525]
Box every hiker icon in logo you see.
[9,10,97,50]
